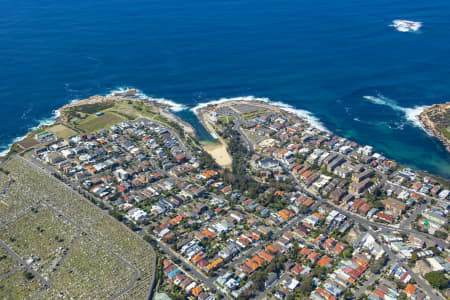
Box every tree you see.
[109,207,123,221]
[252,270,266,291]
[23,271,34,280]
[299,276,314,295]
[312,265,326,278]
[424,271,448,290]
[343,290,353,299]
[370,256,387,274]
[342,247,353,259]
[434,230,448,240]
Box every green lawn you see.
[0,206,79,277]
[441,126,450,140]
[47,124,78,139]
[0,270,43,300]
[0,248,17,275]
[42,236,135,299]
[76,111,126,132]
[217,116,235,125]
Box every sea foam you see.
[106,87,188,112]
[0,90,328,157]
[390,20,422,33]
[0,108,61,157]
[191,95,329,132]
[363,94,429,131]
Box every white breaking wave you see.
[106,87,188,112]
[191,95,329,132]
[69,98,81,105]
[0,134,28,157]
[390,19,422,33]
[0,109,61,157]
[0,90,328,157]
[363,94,429,130]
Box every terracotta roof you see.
[317,256,333,267]
[258,250,274,262]
[404,284,417,295]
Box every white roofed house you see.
[353,232,385,259]
[438,189,449,199]
[426,257,449,273]
[334,166,351,178]
[229,211,245,223]
[44,152,65,164]
[127,207,149,224]
[304,215,320,227]
[61,149,74,158]
[258,158,280,170]
[114,168,129,182]
[306,149,324,165]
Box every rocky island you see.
[419,102,450,152]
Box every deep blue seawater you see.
[1,0,450,177]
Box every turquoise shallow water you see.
[174,110,216,143]
[0,0,449,177]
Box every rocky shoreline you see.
[418,102,450,152]
[0,89,195,158]
[57,89,194,135]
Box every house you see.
[329,188,346,203]
[205,258,223,272]
[221,186,232,195]
[383,198,406,217]
[45,152,64,164]
[176,153,187,163]
[377,212,394,223]
[404,284,417,297]
[291,263,305,276]
[285,278,300,291]
[307,252,321,263]
[349,178,372,195]
[352,169,374,183]
[422,210,447,226]
[191,285,203,297]
[266,272,277,288]
[358,203,371,216]
[317,256,333,268]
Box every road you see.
[236,120,448,300]
[15,155,156,300]
[399,202,427,230]
[369,229,441,300]
[285,165,449,249]
[150,235,228,298]
[0,265,19,281]
[0,201,41,228]
[13,105,447,300]
[0,240,50,287]
[229,108,254,152]
[230,201,319,268]
[354,271,382,298]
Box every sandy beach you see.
[203,142,232,167]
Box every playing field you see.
[77,111,126,132]
[47,124,77,139]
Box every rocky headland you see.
[418,102,450,152]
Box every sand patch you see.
[203,143,232,168]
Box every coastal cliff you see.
[419,102,450,152]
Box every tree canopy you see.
[424,271,448,290]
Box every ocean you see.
[1,0,449,177]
